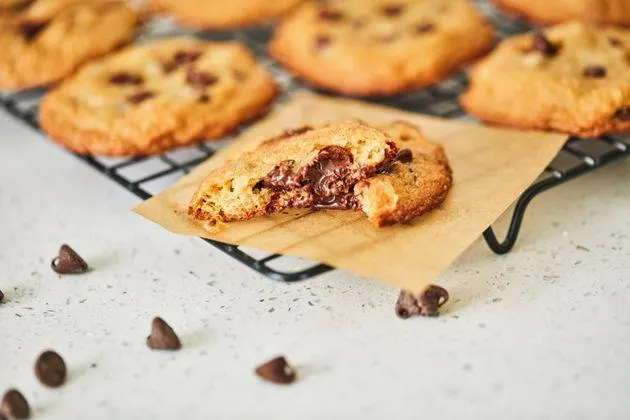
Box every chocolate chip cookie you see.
[493,0,630,26]
[148,0,305,30]
[268,0,495,97]
[40,37,278,156]
[356,121,452,227]
[0,0,139,90]
[461,22,630,138]
[188,122,398,229]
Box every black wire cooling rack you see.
[1,1,629,281]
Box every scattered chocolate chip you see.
[530,32,558,57]
[146,317,181,351]
[198,94,211,103]
[186,70,218,88]
[395,148,413,163]
[1,389,30,419]
[127,91,155,104]
[416,23,434,33]
[51,244,88,275]
[315,35,332,50]
[395,285,449,318]
[255,356,296,384]
[613,107,630,121]
[382,4,404,16]
[109,72,144,85]
[0,289,3,303]
[34,350,66,388]
[583,65,607,78]
[608,37,622,47]
[19,20,47,41]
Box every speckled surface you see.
[1,111,629,419]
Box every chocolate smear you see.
[109,72,144,85]
[530,32,558,57]
[127,91,155,104]
[395,285,449,318]
[35,350,67,388]
[146,317,181,351]
[261,160,301,191]
[395,148,413,163]
[583,65,606,78]
[19,20,47,41]
[51,244,88,275]
[1,389,30,419]
[255,356,296,384]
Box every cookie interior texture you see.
[147,0,305,30]
[492,0,630,26]
[0,0,139,89]
[188,122,398,228]
[460,22,630,137]
[269,0,495,97]
[39,37,278,156]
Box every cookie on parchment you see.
[147,0,305,30]
[355,121,452,227]
[492,0,630,26]
[269,0,495,97]
[40,37,278,156]
[460,22,630,138]
[188,122,398,228]
[0,0,139,90]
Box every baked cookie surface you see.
[148,0,304,30]
[0,0,139,90]
[356,121,452,227]
[269,0,495,97]
[461,22,630,138]
[493,0,630,26]
[40,37,278,156]
[189,122,398,228]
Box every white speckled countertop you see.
[1,110,629,420]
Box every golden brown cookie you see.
[461,22,630,138]
[269,0,495,97]
[39,37,278,156]
[355,121,452,227]
[0,0,139,90]
[147,0,305,30]
[188,122,398,229]
[493,0,630,26]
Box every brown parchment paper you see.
[133,91,567,292]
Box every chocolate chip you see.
[315,35,331,50]
[395,148,413,163]
[173,50,202,64]
[19,20,47,41]
[416,23,434,33]
[0,289,3,303]
[198,94,211,103]
[583,65,606,78]
[1,389,30,419]
[51,244,88,275]
[255,356,296,384]
[319,8,343,21]
[261,160,301,191]
[395,285,449,318]
[127,91,155,104]
[109,72,144,85]
[186,70,218,88]
[609,37,622,47]
[34,350,66,388]
[613,107,630,121]
[530,32,558,57]
[382,5,404,16]
[146,317,181,351]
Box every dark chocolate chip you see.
[35,350,66,388]
[608,37,622,47]
[0,289,3,303]
[613,108,630,121]
[198,94,211,103]
[1,389,30,419]
[416,23,434,33]
[186,70,218,88]
[109,72,144,85]
[173,50,202,64]
[530,32,558,57]
[19,20,47,41]
[319,8,343,21]
[262,160,301,191]
[51,244,88,275]
[255,356,296,384]
[583,65,606,78]
[382,4,404,16]
[315,35,332,50]
[395,285,449,318]
[395,148,413,163]
[127,91,155,104]
[146,317,181,351]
